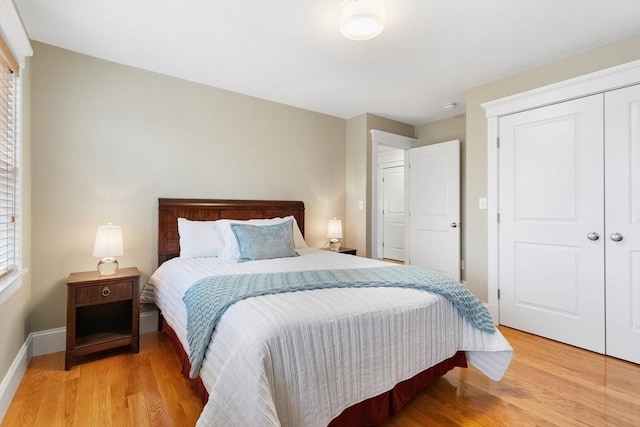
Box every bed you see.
[143,198,513,427]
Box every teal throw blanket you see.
[182,266,495,378]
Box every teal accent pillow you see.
[230,219,298,263]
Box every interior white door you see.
[408,141,460,280]
[498,95,606,353]
[604,84,640,363]
[382,166,405,261]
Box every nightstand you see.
[323,247,357,255]
[65,267,140,370]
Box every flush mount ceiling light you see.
[443,102,457,111]
[339,0,386,41]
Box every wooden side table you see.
[65,267,140,370]
[323,247,357,255]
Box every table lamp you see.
[327,218,343,251]
[93,223,123,275]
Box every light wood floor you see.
[2,327,639,426]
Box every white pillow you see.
[178,218,224,258]
[217,216,306,259]
[284,215,307,249]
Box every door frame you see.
[370,130,416,260]
[483,60,640,322]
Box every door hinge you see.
[497,213,500,223]
[497,137,500,148]
[460,260,465,270]
[497,289,501,300]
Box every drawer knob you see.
[101,287,111,297]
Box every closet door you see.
[605,84,640,364]
[498,95,605,353]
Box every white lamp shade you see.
[327,218,343,239]
[93,223,123,257]
[339,0,385,41]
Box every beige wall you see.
[465,34,640,301]
[345,113,414,257]
[345,114,367,255]
[14,33,640,345]
[29,42,346,331]
[0,58,32,382]
[0,284,30,381]
[415,114,465,146]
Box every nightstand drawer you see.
[76,281,133,305]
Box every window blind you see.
[0,42,16,278]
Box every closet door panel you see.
[498,95,605,353]
[605,84,640,364]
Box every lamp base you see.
[97,257,119,275]
[329,239,340,251]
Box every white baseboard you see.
[32,327,66,356]
[0,333,31,423]
[30,310,159,356]
[0,309,159,423]
[140,309,159,335]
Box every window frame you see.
[0,42,26,304]
[0,50,17,280]
[0,0,33,304]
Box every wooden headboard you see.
[157,198,305,266]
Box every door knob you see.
[450,222,459,228]
[587,232,600,241]
[610,232,623,242]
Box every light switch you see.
[358,201,364,210]
[479,197,488,210]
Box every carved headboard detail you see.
[157,198,305,266]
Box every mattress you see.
[144,248,513,427]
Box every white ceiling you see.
[15,0,640,125]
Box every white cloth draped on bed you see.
[144,248,513,427]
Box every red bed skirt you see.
[162,317,467,426]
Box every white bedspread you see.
[144,249,513,427]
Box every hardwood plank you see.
[2,327,639,427]
[1,333,203,427]
[381,327,640,427]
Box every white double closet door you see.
[498,84,639,363]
